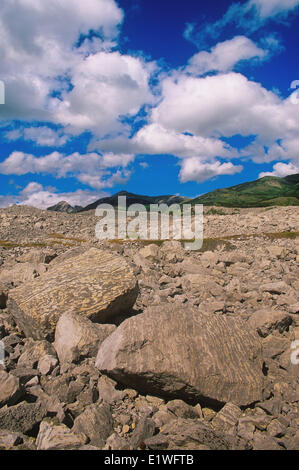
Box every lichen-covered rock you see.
[8,248,138,340]
[96,305,265,407]
[54,311,116,365]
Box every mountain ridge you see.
[46,174,299,212]
[187,174,299,208]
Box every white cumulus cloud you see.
[259,162,299,179]
[0,151,135,189]
[179,159,243,183]
[186,36,266,75]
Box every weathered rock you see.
[54,311,116,365]
[266,246,286,259]
[16,248,56,265]
[260,281,289,295]
[288,302,299,314]
[258,399,282,417]
[79,444,101,450]
[10,368,39,386]
[96,305,264,407]
[97,375,125,404]
[182,273,224,299]
[0,263,46,286]
[8,248,138,340]
[0,282,9,309]
[38,354,58,375]
[0,401,47,433]
[238,408,271,433]
[237,419,255,441]
[152,410,175,428]
[252,431,281,450]
[104,433,128,450]
[262,335,289,360]
[139,244,160,261]
[267,419,286,438]
[72,403,113,448]
[0,370,22,407]
[36,419,87,450]
[248,309,292,337]
[211,403,242,436]
[0,430,24,448]
[166,400,200,419]
[17,339,56,369]
[128,416,156,449]
[282,430,299,450]
[144,418,239,450]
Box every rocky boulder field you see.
[0,204,298,450]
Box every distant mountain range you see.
[47,174,299,213]
[82,191,188,211]
[47,201,83,213]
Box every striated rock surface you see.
[96,305,265,407]
[8,248,138,340]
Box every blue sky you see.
[0,0,299,208]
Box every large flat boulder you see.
[8,248,138,340]
[96,305,265,407]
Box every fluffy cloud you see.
[5,126,70,147]
[179,159,243,183]
[1,1,298,194]
[134,124,234,159]
[52,51,155,135]
[20,182,44,195]
[186,36,266,75]
[0,151,134,189]
[242,135,299,164]
[259,162,299,179]
[93,67,299,183]
[151,72,299,142]
[0,0,155,136]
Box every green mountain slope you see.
[187,174,299,208]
